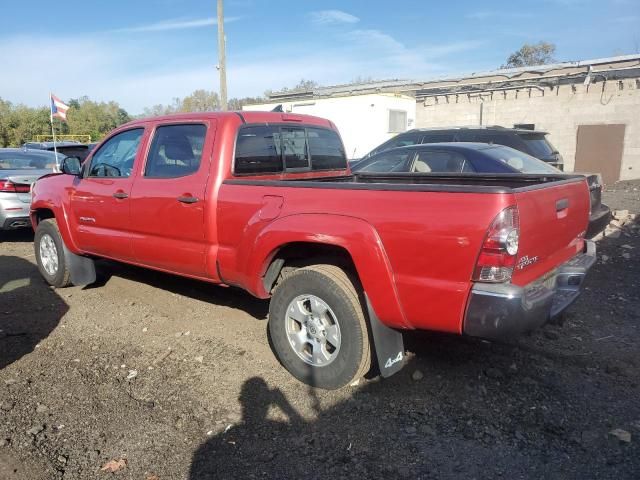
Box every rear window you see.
[482,146,560,174]
[234,125,346,175]
[0,151,61,170]
[235,126,284,174]
[518,133,556,158]
[307,128,346,170]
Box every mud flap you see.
[365,295,405,378]
[62,243,96,286]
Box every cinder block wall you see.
[415,79,640,181]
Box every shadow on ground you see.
[0,229,34,244]
[85,260,269,320]
[0,255,68,369]
[188,218,640,480]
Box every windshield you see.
[0,151,63,170]
[482,146,560,174]
[518,133,556,158]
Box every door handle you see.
[113,191,128,199]
[177,195,199,204]
[556,198,569,211]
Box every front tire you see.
[34,219,72,288]
[268,264,371,389]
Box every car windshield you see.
[482,146,560,174]
[0,151,63,170]
[518,133,556,158]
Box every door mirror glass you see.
[61,156,81,175]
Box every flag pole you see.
[49,93,59,168]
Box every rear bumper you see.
[2,216,31,230]
[1,197,32,230]
[463,240,596,340]
[586,203,611,238]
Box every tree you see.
[502,42,556,69]
[228,96,266,110]
[0,96,131,146]
[66,97,131,141]
[180,89,220,112]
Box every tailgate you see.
[511,178,590,286]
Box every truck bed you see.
[225,172,586,193]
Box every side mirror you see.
[61,156,82,176]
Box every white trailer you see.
[243,93,416,159]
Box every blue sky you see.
[1,0,638,113]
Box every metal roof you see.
[266,53,640,101]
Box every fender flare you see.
[243,213,410,330]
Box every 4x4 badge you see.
[385,352,403,369]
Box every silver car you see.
[0,149,63,230]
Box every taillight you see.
[473,206,520,283]
[0,179,15,193]
[0,179,30,193]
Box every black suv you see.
[22,141,93,161]
[364,126,564,170]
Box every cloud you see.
[116,16,240,33]
[310,10,360,25]
[0,27,484,114]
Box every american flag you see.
[50,94,69,121]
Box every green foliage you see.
[502,42,557,69]
[143,89,267,114]
[142,90,220,117]
[0,96,131,147]
[65,96,131,141]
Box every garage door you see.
[574,124,626,184]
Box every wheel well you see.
[34,208,55,226]
[263,242,358,294]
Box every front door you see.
[129,122,213,277]
[69,128,146,260]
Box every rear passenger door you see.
[129,122,214,277]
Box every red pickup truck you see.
[30,112,596,389]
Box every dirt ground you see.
[1,180,639,480]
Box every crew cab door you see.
[128,122,214,277]
[69,127,146,260]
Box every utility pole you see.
[217,0,228,111]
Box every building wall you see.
[415,78,640,180]
[244,94,417,159]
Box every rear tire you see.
[34,219,72,288]
[268,264,371,389]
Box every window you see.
[369,131,423,157]
[474,133,521,150]
[413,151,470,173]
[88,128,143,178]
[144,124,206,178]
[307,128,347,170]
[234,125,347,174]
[281,127,309,169]
[421,133,455,144]
[235,126,283,174]
[482,146,559,174]
[354,151,413,173]
[388,110,407,133]
[518,133,556,158]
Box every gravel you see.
[0,180,638,479]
